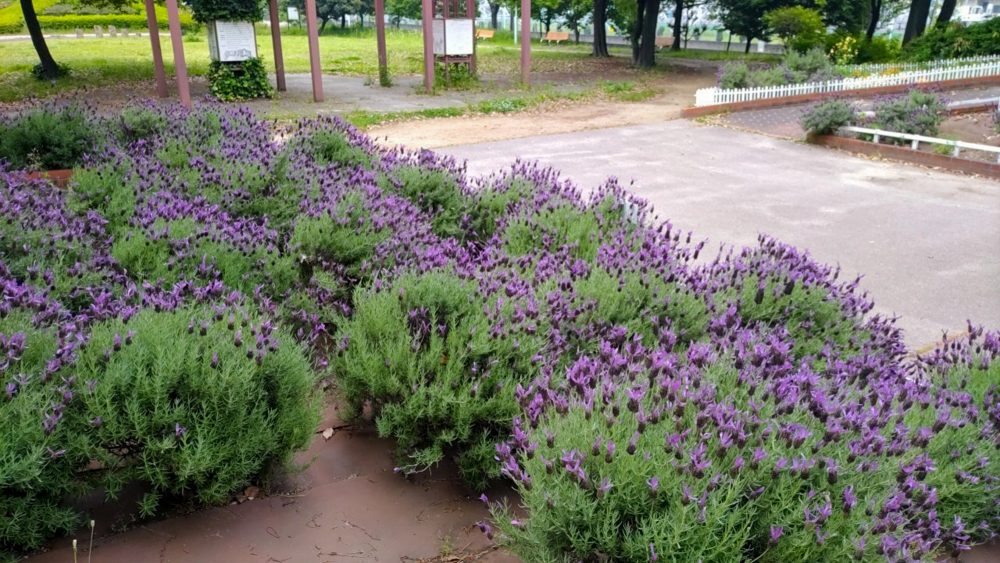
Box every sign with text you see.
[208,21,258,62]
[431,19,474,56]
[287,7,299,22]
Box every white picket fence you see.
[694,60,1000,107]
[840,54,1000,76]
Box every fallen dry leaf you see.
[244,485,260,500]
[322,427,335,440]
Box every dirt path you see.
[370,71,715,149]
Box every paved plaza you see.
[443,119,1000,348]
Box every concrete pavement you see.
[441,120,1000,348]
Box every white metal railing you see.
[695,60,1000,107]
[840,125,1000,163]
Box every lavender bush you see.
[1,103,997,561]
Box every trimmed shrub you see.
[185,0,264,23]
[207,58,274,102]
[801,99,856,136]
[870,90,945,139]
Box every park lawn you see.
[0,27,596,101]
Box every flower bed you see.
[1,103,997,561]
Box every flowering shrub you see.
[869,91,946,140]
[2,102,997,562]
[801,100,857,136]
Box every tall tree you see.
[21,0,142,79]
[935,0,956,25]
[902,0,930,43]
[560,0,592,42]
[290,0,363,31]
[715,0,776,53]
[634,0,660,67]
[21,0,60,78]
[488,0,502,28]
[593,0,610,56]
[669,0,683,50]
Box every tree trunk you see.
[490,2,500,28]
[631,0,644,63]
[670,0,682,51]
[592,0,609,56]
[903,0,930,44]
[509,8,515,32]
[635,0,659,68]
[936,0,957,25]
[21,0,60,79]
[866,0,881,40]
[320,18,328,32]
[574,29,580,43]
[744,35,752,53]
[544,17,551,33]
[341,14,346,28]
[359,13,364,26]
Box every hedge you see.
[0,1,197,34]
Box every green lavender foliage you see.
[801,100,856,136]
[490,348,999,562]
[333,271,544,490]
[0,307,318,554]
[0,105,99,170]
[378,166,468,239]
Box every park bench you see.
[475,29,495,40]
[655,36,674,50]
[541,31,570,44]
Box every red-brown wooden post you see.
[520,0,530,84]
[375,0,389,86]
[143,0,168,97]
[467,0,476,75]
[268,0,286,91]
[421,0,434,93]
[164,0,190,107]
[304,0,324,102]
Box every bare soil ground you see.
[934,111,1000,163]
[27,399,518,563]
[370,69,715,148]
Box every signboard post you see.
[287,7,299,25]
[207,21,258,62]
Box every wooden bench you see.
[475,29,495,40]
[541,31,570,44]
[655,36,674,50]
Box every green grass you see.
[0,27,599,101]
[656,48,780,63]
[342,81,654,129]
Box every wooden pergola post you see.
[267,0,286,91]
[304,0,324,102]
[164,0,191,107]
[143,0,168,97]
[520,0,531,85]
[375,0,389,86]
[421,0,434,93]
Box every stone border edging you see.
[682,75,1000,118]
[810,135,1000,180]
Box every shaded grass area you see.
[0,25,765,102]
